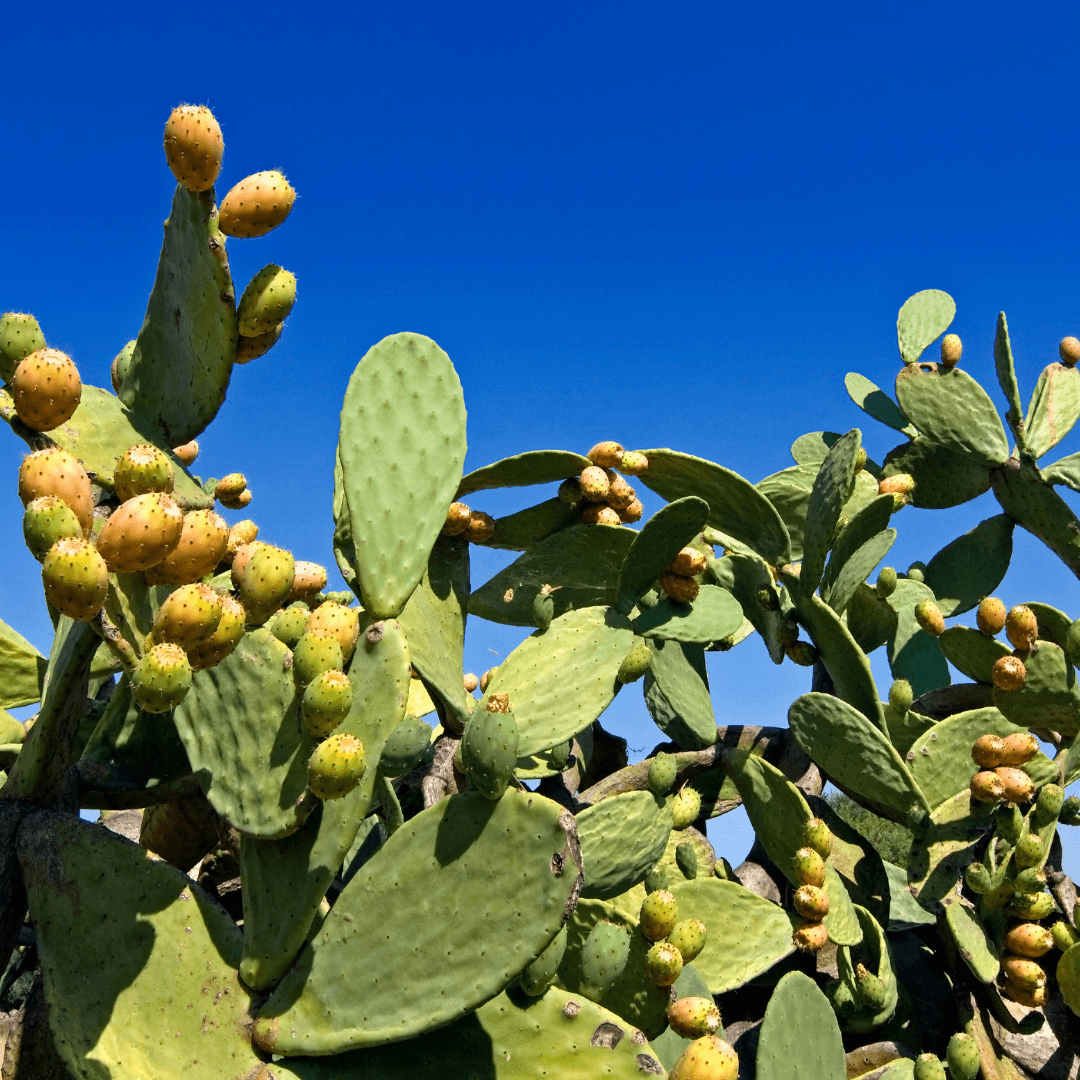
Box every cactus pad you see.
[897,289,956,366]
[923,515,1014,617]
[756,970,846,1080]
[643,638,717,749]
[632,584,743,644]
[576,791,672,900]
[456,449,592,496]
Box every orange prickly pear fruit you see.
[1004,923,1054,958]
[660,572,699,603]
[215,472,248,506]
[666,997,721,1040]
[172,440,199,466]
[1060,336,1080,366]
[977,596,1006,636]
[187,595,246,671]
[618,499,644,523]
[669,1035,738,1080]
[914,599,945,636]
[670,547,707,576]
[151,583,223,649]
[18,447,93,534]
[305,602,359,664]
[793,847,826,888]
[218,170,295,238]
[793,884,829,920]
[226,521,259,562]
[999,731,1038,766]
[992,655,1026,691]
[238,545,295,625]
[605,471,636,510]
[579,465,610,502]
[289,561,327,602]
[131,642,192,714]
[972,734,1005,768]
[580,504,621,525]
[463,511,495,543]
[442,501,472,536]
[113,444,174,501]
[639,889,678,941]
[940,333,962,368]
[307,733,366,800]
[12,348,82,431]
[994,766,1035,804]
[230,541,264,586]
[162,104,223,192]
[803,818,832,858]
[644,941,683,986]
[41,538,109,621]
[95,492,184,573]
[969,770,1006,803]
[587,441,624,469]
[1005,604,1039,651]
[144,509,229,585]
[793,920,829,952]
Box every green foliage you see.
[824,790,912,869]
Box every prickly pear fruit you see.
[152,583,223,648]
[992,652,1027,690]
[793,920,829,952]
[668,918,707,962]
[1009,890,1056,920]
[854,963,887,1009]
[234,321,283,364]
[172,440,199,466]
[379,715,433,777]
[187,595,246,671]
[0,312,46,383]
[946,1032,980,1080]
[463,511,496,543]
[580,504,621,525]
[605,472,635,511]
[292,632,344,686]
[803,818,833,859]
[1000,731,1039,767]
[307,732,367,800]
[226,521,259,562]
[671,785,702,829]
[1051,920,1080,951]
[131,643,192,713]
[879,472,915,499]
[914,599,945,636]
[95,492,184,573]
[970,770,1006,803]
[41,538,109,621]
[1001,979,1047,1008]
[1060,336,1080,366]
[669,547,707,577]
[639,890,679,942]
[998,803,1024,843]
[618,499,644,523]
[518,925,567,997]
[218,170,295,238]
[23,495,82,560]
[669,1035,738,1080]
[533,589,554,630]
[913,1053,946,1080]
[775,619,799,648]
[587,441,624,469]
[463,672,479,693]
[618,450,649,475]
[113,444,175,502]
[661,571,700,603]
[215,471,248,504]
[237,265,296,337]
[667,997,722,1040]
[977,596,1007,636]
[11,347,81,430]
[940,333,962,368]
[785,640,819,666]
[644,941,683,986]
[579,920,630,1002]
[304,602,359,663]
[972,734,1005,768]
[876,566,897,597]
[618,639,652,684]
[162,104,223,191]
[1006,604,1039,651]
[239,545,295,624]
[1005,923,1054,958]
[442,501,472,536]
[1062,795,1080,825]
[995,766,1035,804]
[1014,834,1044,870]
[888,678,913,714]
[478,666,498,692]
[301,670,353,738]
[579,465,611,502]
[644,868,671,895]
[647,752,677,796]
[1002,956,1047,990]
[18,447,93,533]
[675,842,698,879]
[794,884,829,921]
[460,699,519,801]
[145,509,229,585]
[964,862,992,894]
[793,847,826,888]
[557,477,582,505]
[266,603,310,648]
[1036,783,1065,826]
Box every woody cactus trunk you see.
[0,107,1077,1080]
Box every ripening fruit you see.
[226,521,259,562]
[463,511,496,543]
[41,538,109,621]
[793,847,826,888]
[305,602,359,664]
[18,448,94,535]
[617,640,652,684]
[579,465,610,502]
[971,733,1005,768]
[0,312,46,383]
[671,786,702,829]
[1051,920,1080,951]
[940,333,962,368]
[913,1053,946,1080]
[1001,979,1047,1008]
[995,766,1035,804]
[618,499,644,523]
[785,640,818,666]
[605,472,635,511]
[888,678,913,714]
[878,473,915,497]
[1005,604,1039,651]
[478,667,497,692]
[1002,956,1047,991]
[969,770,1006,803]
[803,818,833,859]
[290,561,327,602]
[215,472,248,504]
[144,508,229,585]
[238,545,296,624]
[660,572,699,603]
[113,444,175,502]
[914,599,945,636]
[579,504,621,525]
[1004,923,1054,958]
[95,492,184,573]
[669,1036,738,1080]
[1035,783,1065,827]
[151,583,223,649]
[292,631,344,686]
[667,919,707,962]
[442,501,472,536]
[162,105,223,191]
[619,450,649,475]
[876,566,898,597]
[23,496,83,560]
[977,596,1007,636]
[992,655,1026,691]
[266,602,310,648]
[644,941,683,986]
[307,732,367,800]
[131,643,192,714]
[301,670,353,738]
[172,440,199,466]
[557,477,582,505]
[218,170,295,238]
[1008,890,1056,921]
[999,731,1039,767]
[237,265,296,338]
[1013,867,1048,893]
[639,890,679,941]
[1060,336,1080,367]
[11,348,81,430]
[463,672,479,693]
[234,322,283,364]
[187,595,246,671]
[666,997,722,1040]
[669,547,707,577]
[587,441,624,469]
[793,920,829,952]
[1013,832,1044,869]
[111,340,132,395]
[793,884,830,921]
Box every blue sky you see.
[2,1,1079,875]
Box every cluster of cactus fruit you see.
[0,113,1079,1080]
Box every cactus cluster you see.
[0,117,1078,1080]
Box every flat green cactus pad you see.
[635,448,792,565]
[643,638,718,749]
[576,790,671,900]
[121,184,238,445]
[822,529,896,618]
[254,789,580,1055]
[481,606,633,756]
[885,577,951,700]
[881,436,992,509]
[924,515,1014,617]
[800,428,861,597]
[819,493,895,605]
[882,860,935,929]
[1042,449,1080,491]
[907,790,992,909]
[845,372,917,436]
[470,523,635,626]
[632,584,744,644]
[338,332,468,618]
[273,984,664,1079]
[17,810,265,1080]
[756,462,816,562]
[993,310,1026,445]
[789,693,930,824]
[712,552,786,663]
[942,891,999,983]
[993,639,1080,737]
[0,616,45,709]
[756,970,846,1080]
[1058,942,1080,1017]
[897,289,956,366]
[836,905,899,1033]
[1025,361,1080,460]
[457,448,593,496]
[484,497,577,550]
[937,627,1011,684]
[894,365,1009,468]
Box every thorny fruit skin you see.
[463,511,495,543]
[977,596,1007,636]
[305,601,359,664]
[793,884,829,921]
[95,492,184,573]
[964,863,992,893]
[646,751,677,796]
[793,920,829,952]
[307,733,367,800]
[587,441,624,469]
[41,538,109,621]
[644,941,683,986]
[145,509,229,585]
[218,170,296,238]
[237,264,296,338]
[669,547,707,577]
[11,347,82,431]
[946,1033,981,1080]
[639,890,679,942]
[172,440,199,466]
[969,770,1006,803]
[301,670,353,738]
[579,504,621,525]
[617,640,652,684]
[855,963,887,1009]
[235,322,283,364]
[187,595,246,671]
[162,104,223,191]
[618,450,649,475]
[226,521,259,562]
[1008,891,1056,921]
[940,333,962,368]
[878,473,914,496]
[785,640,818,666]
[667,918,707,963]
[995,766,1035,804]
[1002,980,1048,1008]
[671,786,702,829]
[131,642,193,714]
[793,846,826,888]
[913,1054,946,1080]
[1012,833,1044,869]
[992,655,1026,691]
[914,599,945,636]
[660,571,699,603]
[579,465,610,502]
[999,731,1038,767]
[1002,956,1047,991]
[557,477,582,505]
[23,495,82,561]
[1005,604,1039,651]
[666,997,722,1040]
[669,1036,738,1080]
[971,734,1005,768]
[1004,923,1054,958]
[289,561,327,601]
[604,471,635,511]
[876,566,897,597]
[442,501,472,536]
[292,631,345,687]
[151,583,223,649]
[1035,783,1065,826]
[803,818,833,859]
[888,678,913,714]
[618,499,644,523]
[1060,335,1080,366]
[113,443,175,502]
[18,446,93,534]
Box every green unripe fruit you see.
[946,1033,979,1080]
[875,566,897,598]
[131,643,192,714]
[292,631,344,686]
[775,618,799,648]
[0,311,46,383]
[906,560,926,581]
[854,963,886,1009]
[238,264,297,337]
[914,599,945,636]
[794,884,829,921]
[669,1036,739,1080]
[1009,890,1056,920]
[239,545,295,624]
[234,322,283,364]
[41,538,109,621]
[152,583,223,649]
[666,996,722,1040]
[785,640,818,666]
[913,1053,946,1080]
[460,700,519,801]
[1035,783,1065,826]
[266,602,311,649]
[644,941,683,986]
[964,863,992,894]
[803,817,833,859]
[647,751,677,796]
[667,918,707,963]
[1051,920,1080,951]
[1014,833,1044,870]
[301,670,353,738]
[639,890,678,941]
[644,867,671,894]
[1013,867,1048,894]
[518,925,567,996]
[617,639,652,684]
[113,443,175,502]
[825,978,855,1017]
[307,732,366,800]
[675,841,698,879]
[532,590,554,631]
[1061,795,1080,825]
[23,496,82,560]
[793,846,826,888]
[579,920,630,1002]
[1004,923,1054,958]
[888,678,913,714]
[997,803,1023,843]
[670,786,702,829]
[379,715,433,777]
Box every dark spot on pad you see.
[563,1000,581,1018]
[637,1054,664,1074]
[365,621,385,645]
[550,852,565,876]
[590,1022,624,1049]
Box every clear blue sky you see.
[2,1,1078,876]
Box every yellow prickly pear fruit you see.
[940,333,962,368]
[113,444,175,502]
[162,105,223,192]
[464,511,496,543]
[580,504,621,525]
[618,499,644,523]
[587,441,624,469]
[1002,956,1046,991]
[1060,336,1080,367]
[670,547,707,577]
[619,450,649,475]
[152,583,223,649]
[579,465,611,502]
[18,447,93,535]
[969,770,1006,803]
[187,595,246,671]
[23,496,83,561]
[669,1035,738,1080]
[1002,979,1047,1008]
[218,171,295,238]
[878,473,915,509]
[671,785,702,829]
[215,472,248,508]
[914,599,945,636]
[660,572,699,603]
[307,732,367,800]
[95,492,184,573]
[666,997,722,1040]
[131,642,192,714]
[639,889,679,941]
[1004,923,1054,958]
[172,440,199,466]
[463,672,479,693]
[239,545,296,625]
[225,522,259,563]
[292,631,344,686]
[442,501,472,536]
[793,920,829,952]
[994,766,1034,804]
[478,666,498,692]
[305,602,360,664]
[992,655,1026,691]
[605,471,636,511]
[644,941,683,986]
[230,541,264,586]
[0,312,46,383]
[793,846,826,888]
[1005,604,1039,651]
[803,817,832,858]
[977,596,1006,636]
[971,733,1005,768]
[237,265,297,338]
[1000,731,1038,766]
[11,348,82,431]
[301,670,353,738]
[667,918,707,962]
[289,561,327,602]
[144,509,229,585]
[41,538,109,621]
[234,322,283,364]
[793,884,829,920]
